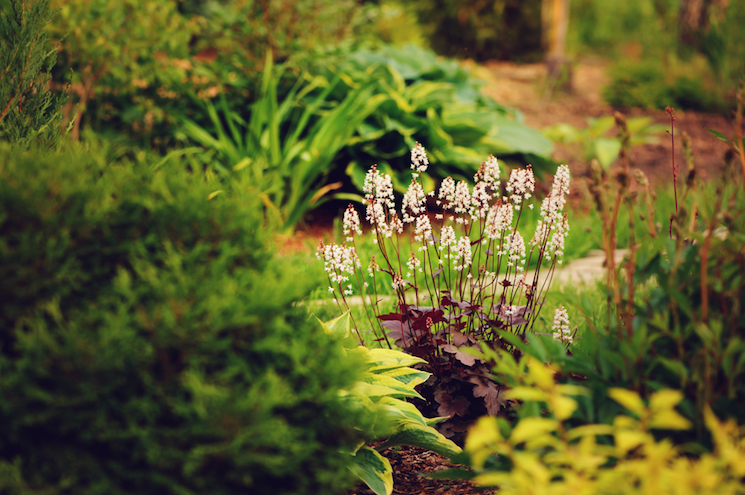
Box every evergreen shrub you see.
[0,146,369,495]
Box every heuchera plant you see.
[318,144,572,439]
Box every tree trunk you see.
[678,0,729,48]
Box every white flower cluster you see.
[402,178,426,223]
[406,252,422,277]
[410,142,429,173]
[505,165,535,209]
[452,236,473,272]
[437,176,456,207]
[316,242,361,295]
[552,306,572,344]
[367,256,379,278]
[452,180,473,223]
[533,164,571,260]
[485,202,513,241]
[342,204,362,241]
[414,214,433,245]
[475,155,501,185]
[363,165,396,239]
[503,231,526,272]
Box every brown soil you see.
[473,57,733,186]
[345,446,495,495]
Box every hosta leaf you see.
[316,312,352,339]
[358,373,425,400]
[367,348,427,372]
[349,446,393,495]
[377,397,430,427]
[377,420,462,458]
[380,367,430,388]
[353,381,423,400]
[594,137,622,169]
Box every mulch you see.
[345,446,496,495]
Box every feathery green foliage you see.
[0,145,371,495]
[0,0,66,148]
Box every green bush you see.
[48,0,371,142]
[0,0,67,149]
[409,0,542,61]
[0,146,370,494]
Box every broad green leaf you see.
[316,312,352,339]
[353,381,423,400]
[349,446,393,495]
[378,420,462,458]
[594,137,622,169]
[359,372,425,399]
[367,348,427,372]
[485,115,553,156]
[380,367,430,387]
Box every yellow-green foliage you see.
[465,357,745,494]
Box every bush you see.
[0,146,370,495]
[409,0,542,61]
[0,0,67,149]
[458,356,745,494]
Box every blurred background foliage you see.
[6,0,741,230]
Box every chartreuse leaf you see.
[465,416,502,470]
[377,397,429,427]
[367,348,426,372]
[352,381,423,400]
[380,366,429,387]
[608,388,645,416]
[315,311,352,339]
[510,417,558,444]
[349,446,393,495]
[359,372,425,399]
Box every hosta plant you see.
[319,313,461,495]
[318,144,572,440]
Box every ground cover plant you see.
[317,144,572,441]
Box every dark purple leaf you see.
[434,391,470,418]
[442,344,478,367]
[469,377,501,416]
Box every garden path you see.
[475,57,732,186]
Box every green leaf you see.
[377,420,462,458]
[316,312,352,339]
[594,137,622,169]
[359,372,425,400]
[707,128,730,144]
[353,381,423,400]
[380,367,430,387]
[349,446,393,495]
[367,348,427,372]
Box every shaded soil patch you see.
[476,57,733,186]
[345,446,495,495]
